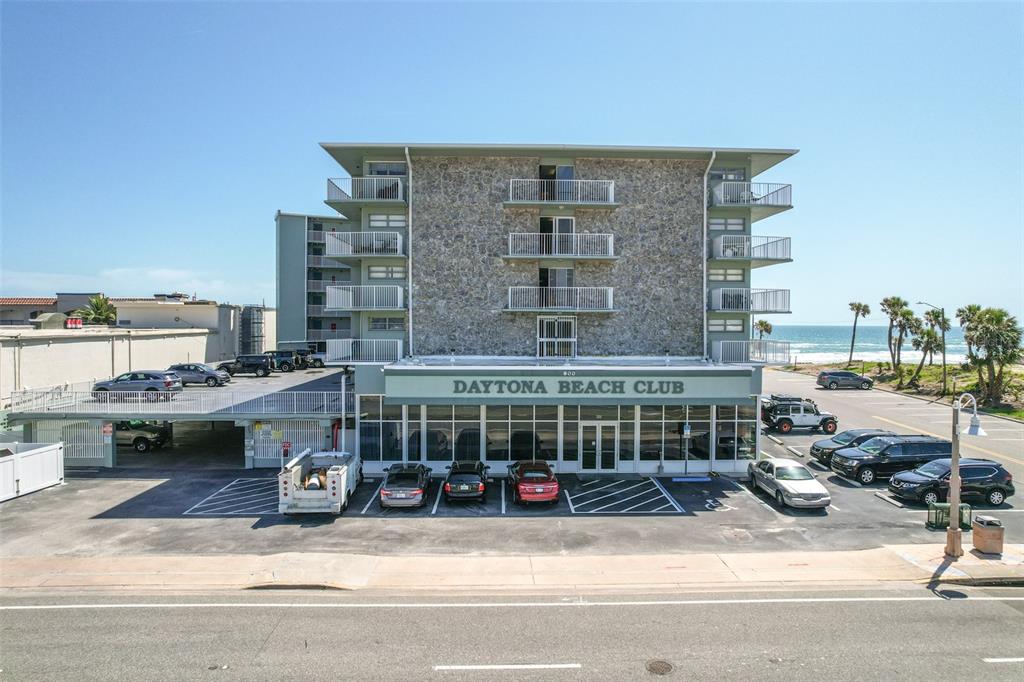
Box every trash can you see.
[926,502,972,530]
[972,515,1004,555]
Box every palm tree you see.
[880,296,909,369]
[754,319,773,340]
[847,302,870,366]
[956,304,982,357]
[893,308,921,388]
[965,307,1023,405]
[74,294,116,325]
[908,328,942,387]
[923,308,950,366]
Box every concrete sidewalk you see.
[2,544,1021,592]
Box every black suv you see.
[888,458,1015,507]
[443,460,490,503]
[217,355,272,377]
[264,350,299,372]
[830,435,952,485]
[810,429,895,466]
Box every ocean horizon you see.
[762,325,968,364]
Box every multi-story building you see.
[277,143,795,475]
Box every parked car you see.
[295,349,324,368]
[168,363,231,387]
[888,458,1015,507]
[443,460,490,503]
[306,351,326,368]
[508,460,560,505]
[810,429,896,466]
[216,355,272,377]
[748,457,831,509]
[817,370,874,390]
[830,435,952,485]
[379,463,432,508]
[264,350,299,372]
[115,420,169,452]
[92,371,182,401]
[760,394,838,434]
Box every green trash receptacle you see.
[926,502,972,530]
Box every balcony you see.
[325,285,405,311]
[709,288,790,313]
[710,235,792,268]
[326,338,403,365]
[506,286,614,312]
[307,280,350,292]
[307,255,352,268]
[307,329,351,341]
[506,179,616,207]
[327,177,406,204]
[506,233,615,260]
[326,231,404,257]
[713,340,792,365]
[307,304,324,316]
[307,230,325,243]
[709,182,792,221]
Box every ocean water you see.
[768,325,968,364]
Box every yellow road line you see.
[872,415,1024,467]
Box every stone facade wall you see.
[410,155,705,356]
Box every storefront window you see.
[685,418,712,460]
[486,422,509,461]
[580,405,617,420]
[619,420,634,462]
[425,422,452,461]
[639,420,662,461]
[357,395,401,461]
[382,422,402,461]
[359,421,381,461]
[664,419,684,461]
[536,421,558,460]
[715,402,758,461]
[562,419,578,461]
[453,421,480,459]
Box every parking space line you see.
[653,503,674,512]
[189,492,278,514]
[873,415,1024,466]
[620,492,671,513]
[569,480,624,497]
[730,479,781,515]
[580,478,607,487]
[828,504,840,511]
[563,489,576,513]
[500,483,506,514]
[571,481,649,508]
[649,476,685,513]
[192,483,277,506]
[588,486,661,513]
[361,481,385,514]
[430,482,443,515]
[182,479,246,515]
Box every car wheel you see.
[144,388,159,402]
[777,420,793,434]
[133,437,151,453]
[922,490,941,505]
[314,360,324,368]
[828,381,838,390]
[861,381,872,390]
[987,489,1006,506]
[775,491,786,508]
[857,467,876,485]
[226,368,235,376]
[281,363,293,372]
[256,368,268,377]
[822,420,838,434]
[205,377,218,387]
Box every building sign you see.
[452,378,684,396]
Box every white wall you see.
[113,302,239,361]
[263,309,277,351]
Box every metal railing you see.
[508,179,615,204]
[712,235,791,261]
[507,286,614,311]
[328,177,405,202]
[307,230,325,243]
[508,233,614,258]
[326,338,403,364]
[709,182,792,208]
[714,340,792,364]
[709,288,791,313]
[326,285,404,310]
[307,329,351,341]
[8,389,352,417]
[306,304,325,316]
[326,231,404,257]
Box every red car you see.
[508,460,560,505]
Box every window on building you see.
[367,162,407,176]
[708,319,745,333]
[537,316,576,358]
[367,265,407,279]
[368,317,405,331]
[709,217,745,231]
[709,168,746,181]
[368,214,407,228]
[357,395,403,462]
[708,268,744,282]
[714,403,758,461]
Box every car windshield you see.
[858,437,890,454]
[833,431,858,445]
[199,364,217,371]
[775,467,813,481]
[915,461,949,479]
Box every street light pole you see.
[917,301,947,396]
[945,393,986,558]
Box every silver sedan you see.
[748,457,831,509]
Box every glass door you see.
[579,422,617,472]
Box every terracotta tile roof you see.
[0,297,57,305]
[108,297,155,302]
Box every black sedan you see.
[380,463,432,509]
[810,429,895,466]
[443,460,490,503]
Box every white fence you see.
[326,285,404,310]
[326,339,403,364]
[712,235,791,261]
[508,233,614,258]
[9,390,352,417]
[252,420,325,468]
[710,182,792,207]
[307,329,351,341]
[508,179,615,204]
[328,177,405,202]
[714,340,792,364]
[326,231,404,256]
[709,288,791,313]
[508,286,614,311]
[0,442,65,502]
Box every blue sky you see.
[2,1,1021,325]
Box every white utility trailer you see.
[278,449,362,515]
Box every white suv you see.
[761,395,838,435]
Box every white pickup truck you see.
[278,449,362,515]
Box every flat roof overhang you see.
[320,143,798,178]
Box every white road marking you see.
[361,481,385,514]
[983,658,1024,663]
[786,446,804,458]
[766,434,784,445]
[569,480,624,497]
[874,492,904,508]
[182,479,250,515]
[587,487,661,513]
[649,476,685,513]
[500,484,506,515]
[431,482,444,515]
[828,504,840,511]
[5,596,1024,611]
[731,479,781,515]
[570,481,649,508]
[873,415,1024,466]
[905,508,1024,513]
[580,478,606,487]
[563,489,576,513]
[434,664,581,671]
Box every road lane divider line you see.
[766,434,784,445]
[872,416,1024,466]
[650,476,685,513]
[874,491,905,508]
[361,481,385,514]
[500,484,506,515]
[786,446,804,458]
[430,482,444,515]
[982,658,1024,663]
[434,664,581,671]
[563,489,576,513]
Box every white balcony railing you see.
[326,285,404,311]
[508,233,615,258]
[709,182,792,208]
[507,286,614,312]
[714,340,792,365]
[307,230,325,243]
[307,304,324,316]
[508,179,615,204]
[326,338,403,364]
[328,177,405,202]
[326,231,404,257]
[308,255,350,268]
[8,389,352,417]
[712,235,791,261]
[307,329,351,341]
[710,288,791,313]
